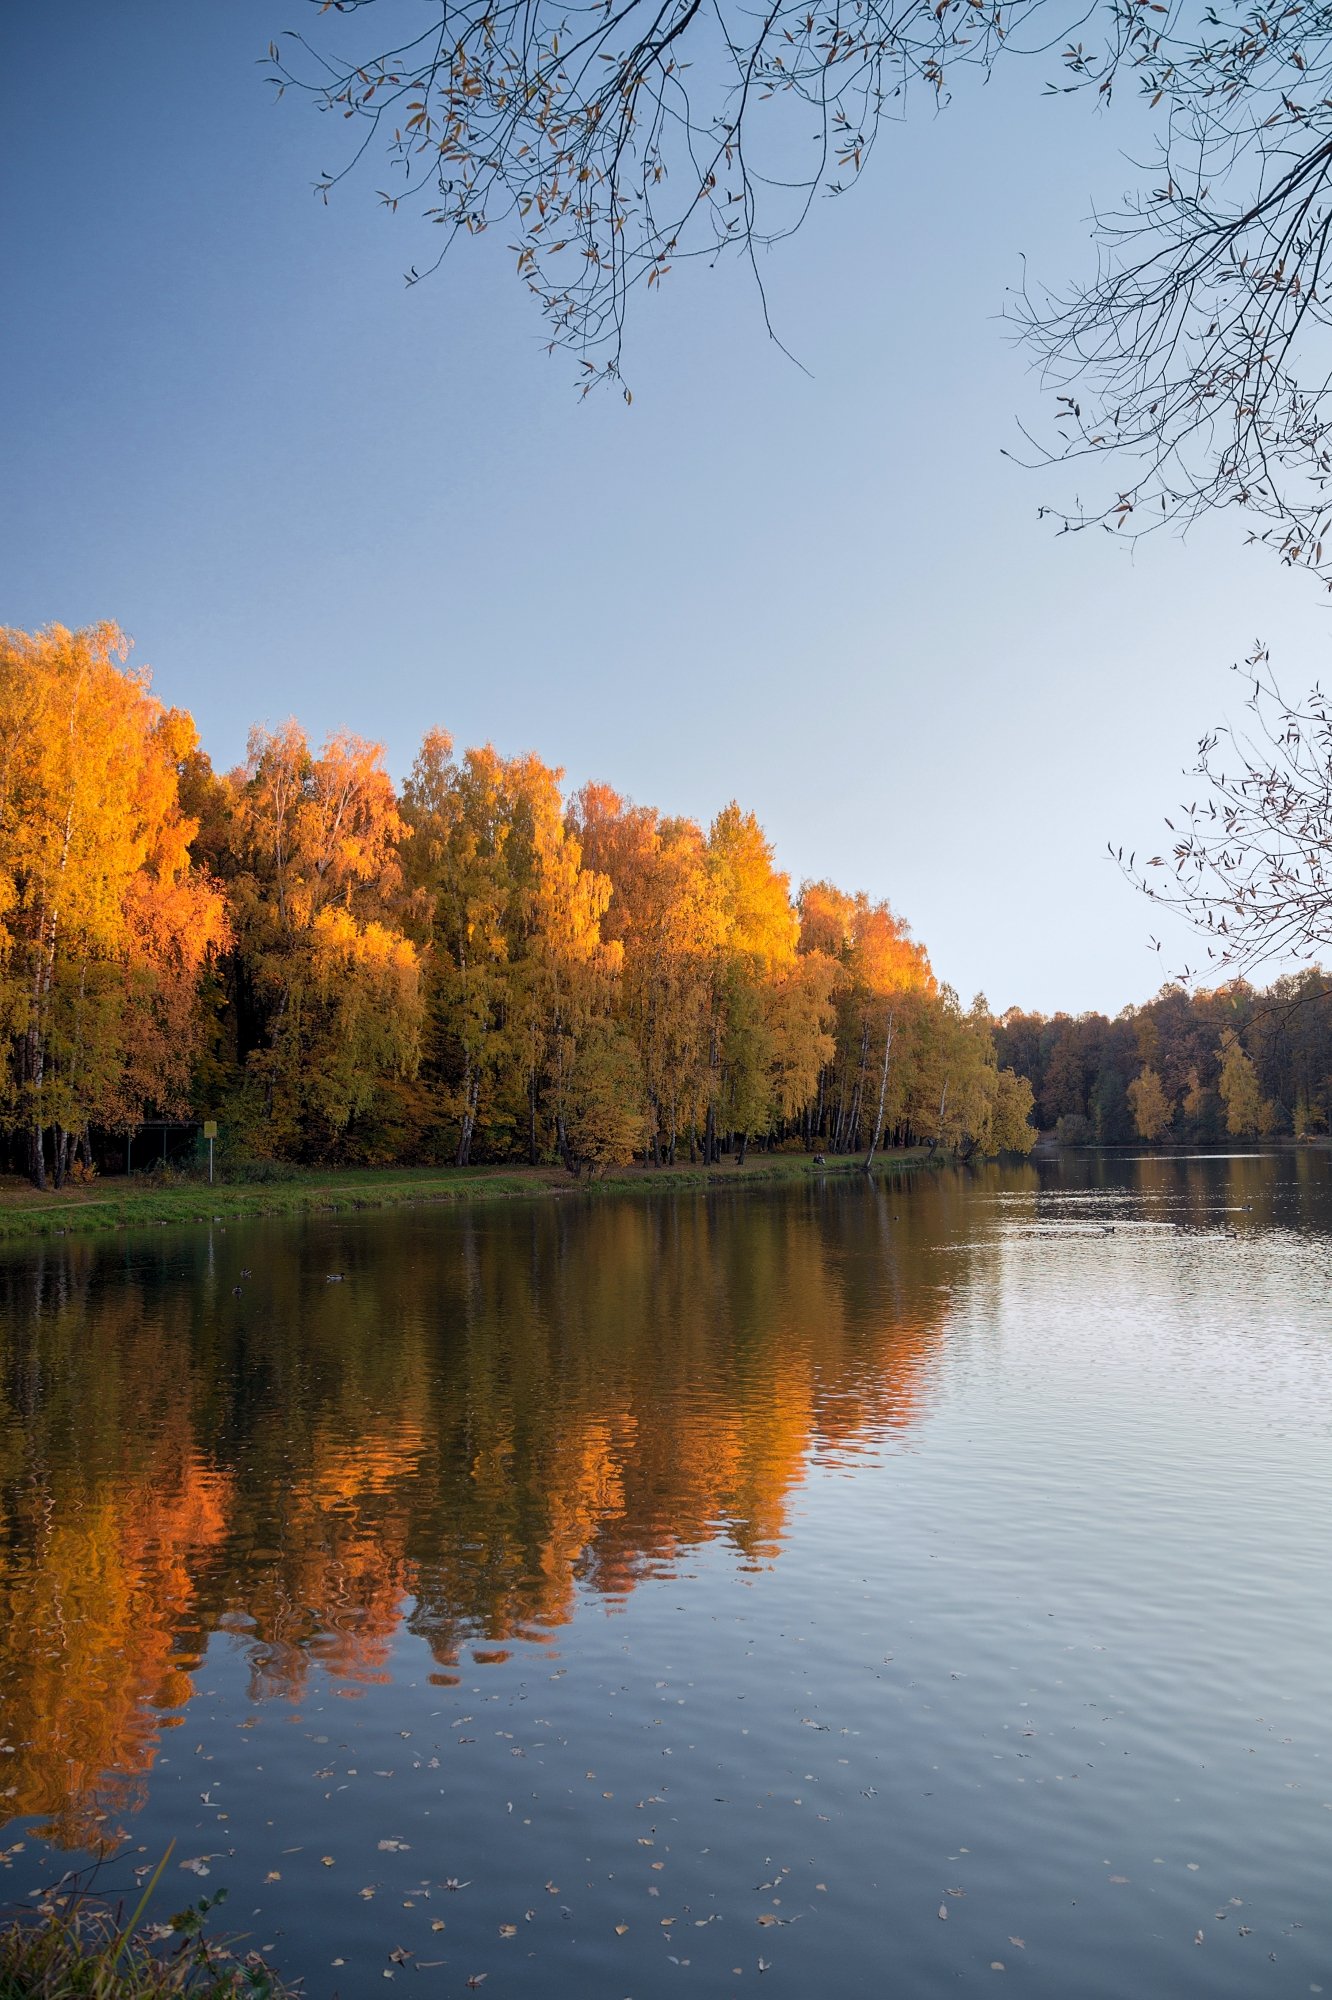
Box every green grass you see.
[0,1149,935,1244]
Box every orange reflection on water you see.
[0,1186,948,1845]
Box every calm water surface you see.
[1,1154,1329,1997]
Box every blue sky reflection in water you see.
[0,1155,1329,1997]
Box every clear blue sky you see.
[4,1,1327,1014]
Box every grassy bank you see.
[0,1917,290,1999]
[0,1149,934,1245]
[0,1867,295,1999]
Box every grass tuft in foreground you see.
[0,1860,297,1999]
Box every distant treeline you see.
[0,625,1034,1186]
[996,973,1332,1145]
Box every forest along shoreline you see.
[0,1148,937,1244]
[0,626,1034,1196]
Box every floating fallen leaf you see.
[938,1904,948,1921]
[431,1921,446,1933]
[499,1925,516,1938]
[321,1856,335,1867]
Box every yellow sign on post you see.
[203,1120,218,1184]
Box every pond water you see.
[1,1153,1330,1998]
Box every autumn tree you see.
[706,803,807,1162]
[506,753,620,1168]
[404,744,619,1166]
[0,625,228,1186]
[988,1065,1039,1155]
[217,721,421,1156]
[402,734,518,1163]
[1217,1028,1268,1138]
[907,990,1035,1160]
[1127,1065,1173,1142]
[571,785,724,1163]
[562,1018,651,1175]
[798,882,935,1156]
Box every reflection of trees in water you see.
[0,1261,233,1847]
[0,1187,949,1845]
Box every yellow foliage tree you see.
[222,722,421,1154]
[572,785,724,1163]
[1128,1065,1173,1141]
[1216,1028,1267,1138]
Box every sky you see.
[4,1,1331,1016]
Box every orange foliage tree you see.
[0,625,228,1186]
